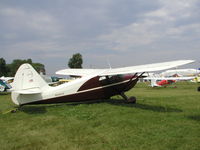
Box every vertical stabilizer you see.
[11,64,49,105]
[150,79,159,87]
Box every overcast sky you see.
[1,0,200,75]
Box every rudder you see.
[11,63,49,105]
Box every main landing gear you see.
[117,73,145,104]
[120,92,137,103]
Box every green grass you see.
[0,82,200,150]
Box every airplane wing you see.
[56,60,195,76]
[56,69,105,76]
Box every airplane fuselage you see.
[11,60,195,105]
[13,74,138,105]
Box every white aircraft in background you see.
[0,76,14,92]
[0,76,14,83]
[11,60,194,106]
[160,69,200,77]
[40,73,62,86]
[0,79,12,92]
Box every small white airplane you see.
[11,60,194,106]
[0,76,14,92]
[0,76,14,83]
[0,79,12,92]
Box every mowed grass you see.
[0,82,200,150]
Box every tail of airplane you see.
[150,79,159,87]
[11,64,49,105]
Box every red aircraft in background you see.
[145,76,194,87]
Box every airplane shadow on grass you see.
[106,99,183,113]
[19,105,47,114]
[187,115,200,122]
[62,99,182,113]
[19,98,182,114]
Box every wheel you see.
[11,109,18,113]
[128,96,136,103]
[197,86,200,92]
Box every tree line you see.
[0,53,83,77]
[0,58,45,77]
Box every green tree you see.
[0,58,8,76]
[32,63,45,75]
[7,59,29,76]
[68,53,83,68]
[7,59,45,76]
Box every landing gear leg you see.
[120,92,137,103]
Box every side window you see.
[99,75,123,86]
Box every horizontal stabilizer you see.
[15,88,41,94]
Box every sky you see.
[0,0,200,75]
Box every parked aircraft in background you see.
[40,73,62,86]
[0,76,14,83]
[0,76,14,92]
[160,69,200,77]
[11,60,194,106]
[0,79,12,92]
[144,76,194,87]
[190,76,200,83]
[146,68,200,87]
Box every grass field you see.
[0,82,200,150]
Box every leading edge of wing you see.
[56,60,195,76]
[100,60,195,76]
[56,69,106,76]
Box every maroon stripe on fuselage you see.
[78,76,101,91]
[25,75,138,105]
[78,74,138,92]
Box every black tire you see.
[128,96,136,103]
[197,86,200,92]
